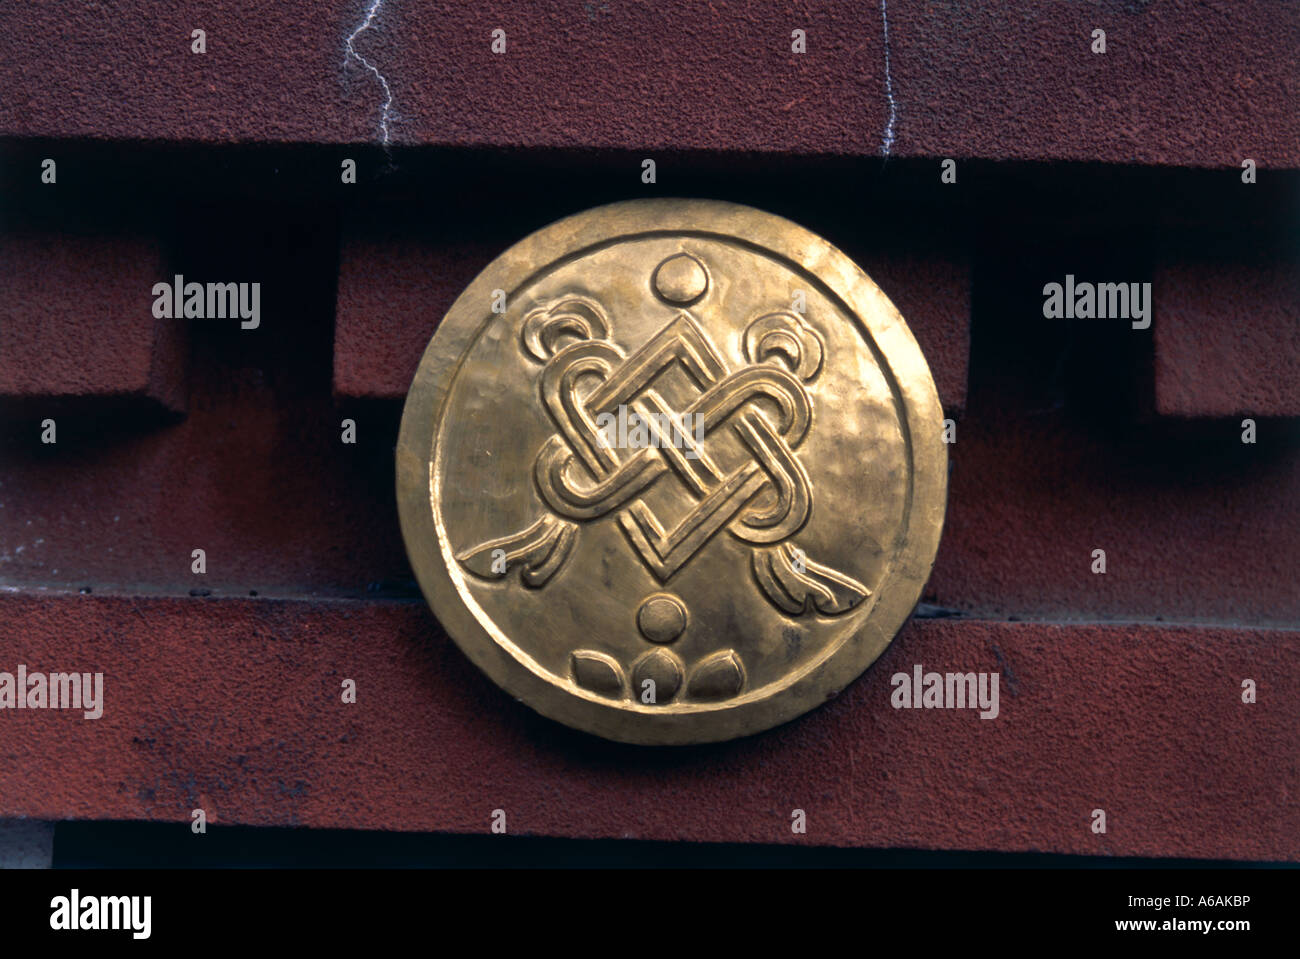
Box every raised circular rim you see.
[396,198,948,745]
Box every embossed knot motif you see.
[457,265,871,623]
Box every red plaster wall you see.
[0,235,185,414]
[1,1,1296,166]
[1154,259,1300,417]
[0,596,1294,861]
[0,0,1297,862]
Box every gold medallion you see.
[397,199,947,744]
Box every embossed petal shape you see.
[687,650,746,700]
[632,648,684,703]
[571,650,625,698]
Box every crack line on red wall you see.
[880,0,898,156]
[344,0,395,145]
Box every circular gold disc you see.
[397,199,947,745]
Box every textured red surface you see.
[0,234,185,413]
[926,390,1300,625]
[1153,259,1300,417]
[334,236,970,413]
[0,595,1293,860]
[333,236,499,402]
[1,282,1294,621]
[856,251,968,415]
[1,1,1295,167]
[1,0,1296,861]
[0,318,403,598]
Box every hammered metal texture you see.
[397,199,947,744]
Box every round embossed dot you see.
[637,594,688,643]
[652,253,708,304]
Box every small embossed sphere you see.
[653,253,708,304]
[637,594,688,643]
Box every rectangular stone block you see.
[0,234,185,414]
[333,236,496,401]
[1154,259,1300,417]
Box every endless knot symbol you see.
[457,266,870,619]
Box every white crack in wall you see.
[880,0,898,156]
[344,0,395,145]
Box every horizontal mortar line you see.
[1,583,1298,633]
[4,136,1300,173]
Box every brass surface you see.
[396,199,947,744]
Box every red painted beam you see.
[1,1,1294,167]
[0,595,1294,860]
